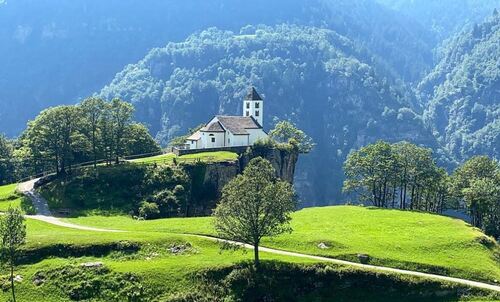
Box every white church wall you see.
[228,132,249,147]
[201,131,225,148]
[247,128,268,145]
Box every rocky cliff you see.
[183,147,299,215]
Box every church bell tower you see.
[243,86,264,126]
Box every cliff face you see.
[183,147,299,215]
[239,147,299,183]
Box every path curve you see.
[17,180,500,293]
[18,178,123,233]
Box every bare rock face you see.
[182,146,300,216]
[239,147,299,183]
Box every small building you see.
[185,87,268,150]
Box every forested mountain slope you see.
[100,25,442,204]
[419,12,500,161]
[377,0,500,40]
[0,0,434,136]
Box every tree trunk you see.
[92,127,97,169]
[10,258,16,302]
[254,243,260,267]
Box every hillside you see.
[0,0,435,137]
[377,0,500,39]
[419,12,500,161]
[63,206,500,284]
[0,193,498,301]
[100,25,444,204]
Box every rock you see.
[317,242,329,249]
[168,242,193,255]
[80,261,104,268]
[33,278,44,286]
[13,275,23,282]
[357,254,370,264]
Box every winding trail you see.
[17,179,500,293]
[18,178,124,233]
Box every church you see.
[184,87,268,150]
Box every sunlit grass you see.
[64,206,500,283]
[130,151,238,165]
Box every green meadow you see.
[0,180,498,301]
[63,206,500,284]
[130,151,238,165]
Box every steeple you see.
[245,86,263,101]
[243,86,264,126]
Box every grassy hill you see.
[38,151,239,216]
[0,212,496,301]
[1,180,499,300]
[63,206,500,284]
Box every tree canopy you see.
[269,121,314,153]
[3,97,161,180]
[344,141,449,212]
[450,156,500,238]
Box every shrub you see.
[170,262,496,302]
[138,201,160,220]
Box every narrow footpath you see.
[17,179,500,293]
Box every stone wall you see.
[173,146,248,156]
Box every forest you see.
[0,0,499,204]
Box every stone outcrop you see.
[182,146,299,215]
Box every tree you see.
[0,135,15,185]
[450,156,500,237]
[22,106,81,175]
[80,97,105,168]
[343,141,395,207]
[269,121,314,153]
[0,208,26,302]
[123,123,161,156]
[110,99,134,163]
[213,157,296,266]
[343,140,449,212]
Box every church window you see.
[246,102,250,109]
[255,102,260,109]
[211,137,215,143]
[255,110,260,117]
[246,111,250,116]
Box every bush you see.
[138,201,160,220]
[169,262,496,302]
[36,264,145,301]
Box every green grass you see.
[63,206,500,284]
[130,151,239,165]
[1,208,498,301]
[0,183,35,214]
[3,218,319,302]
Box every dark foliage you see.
[168,262,495,302]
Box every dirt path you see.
[18,179,123,233]
[17,179,500,293]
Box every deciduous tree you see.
[0,207,26,302]
[269,121,314,153]
[213,157,296,266]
